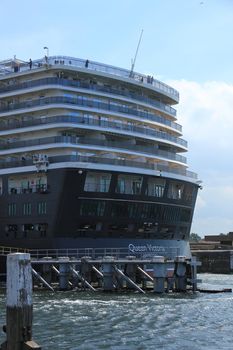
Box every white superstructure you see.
[0,56,197,183]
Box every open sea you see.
[0,273,233,349]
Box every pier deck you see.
[0,246,201,293]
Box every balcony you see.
[0,77,178,118]
[0,56,179,102]
[0,115,186,149]
[0,95,180,132]
[9,184,49,195]
[1,154,198,180]
[0,135,187,163]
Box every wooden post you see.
[1,253,41,350]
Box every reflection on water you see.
[0,274,233,350]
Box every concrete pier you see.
[58,257,70,290]
[1,252,200,294]
[152,256,166,293]
[102,256,115,291]
[166,261,175,292]
[175,256,187,291]
[125,257,137,288]
[114,265,145,294]
[192,250,233,274]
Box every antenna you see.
[129,29,143,78]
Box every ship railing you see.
[28,246,181,260]
[0,77,178,119]
[0,154,198,180]
[0,56,179,101]
[0,112,180,136]
[84,182,111,193]
[0,117,186,157]
[38,56,179,101]
[0,135,187,157]
[0,95,178,130]
[8,184,49,195]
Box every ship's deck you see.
[0,55,179,103]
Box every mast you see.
[129,29,143,78]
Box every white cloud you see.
[169,80,233,147]
[166,79,233,237]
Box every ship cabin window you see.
[38,202,47,215]
[141,222,159,233]
[77,223,97,234]
[180,208,191,222]
[5,224,18,238]
[160,205,181,223]
[6,224,17,233]
[23,203,32,216]
[184,184,194,202]
[36,223,48,237]
[111,202,130,218]
[8,175,47,194]
[179,226,188,238]
[146,177,165,198]
[160,225,176,236]
[167,181,184,200]
[8,203,16,216]
[82,113,94,123]
[116,175,142,195]
[23,224,34,232]
[84,172,111,192]
[97,115,108,126]
[79,200,106,217]
[108,224,128,234]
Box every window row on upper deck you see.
[0,56,179,102]
[0,135,187,162]
[0,113,187,151]
[0,94,182,136]
[83,171,195,203]
[0,76,178,119]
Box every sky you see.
[0,0,233,237]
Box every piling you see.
[137,265,154,282]
[114,265,145,294]
[175,256,187,291]
[58,257,70,290]
[102,256,115,291]
[152,256,166,293]
[1,249,201,294]
[80,257,92,288]
[125,256,137,288]
[42,257,52,284]
[32,268,54,292]
[71,267,96,291]
[51,264,73,288]
[1,253,41,350]
[166,261,175,292]
[188,256,201,292]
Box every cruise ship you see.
[0,55,199,258]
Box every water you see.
[0,274,233,349]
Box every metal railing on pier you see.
[28,246,180,260]
[0,246,28,256]
[0,245,181,261]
